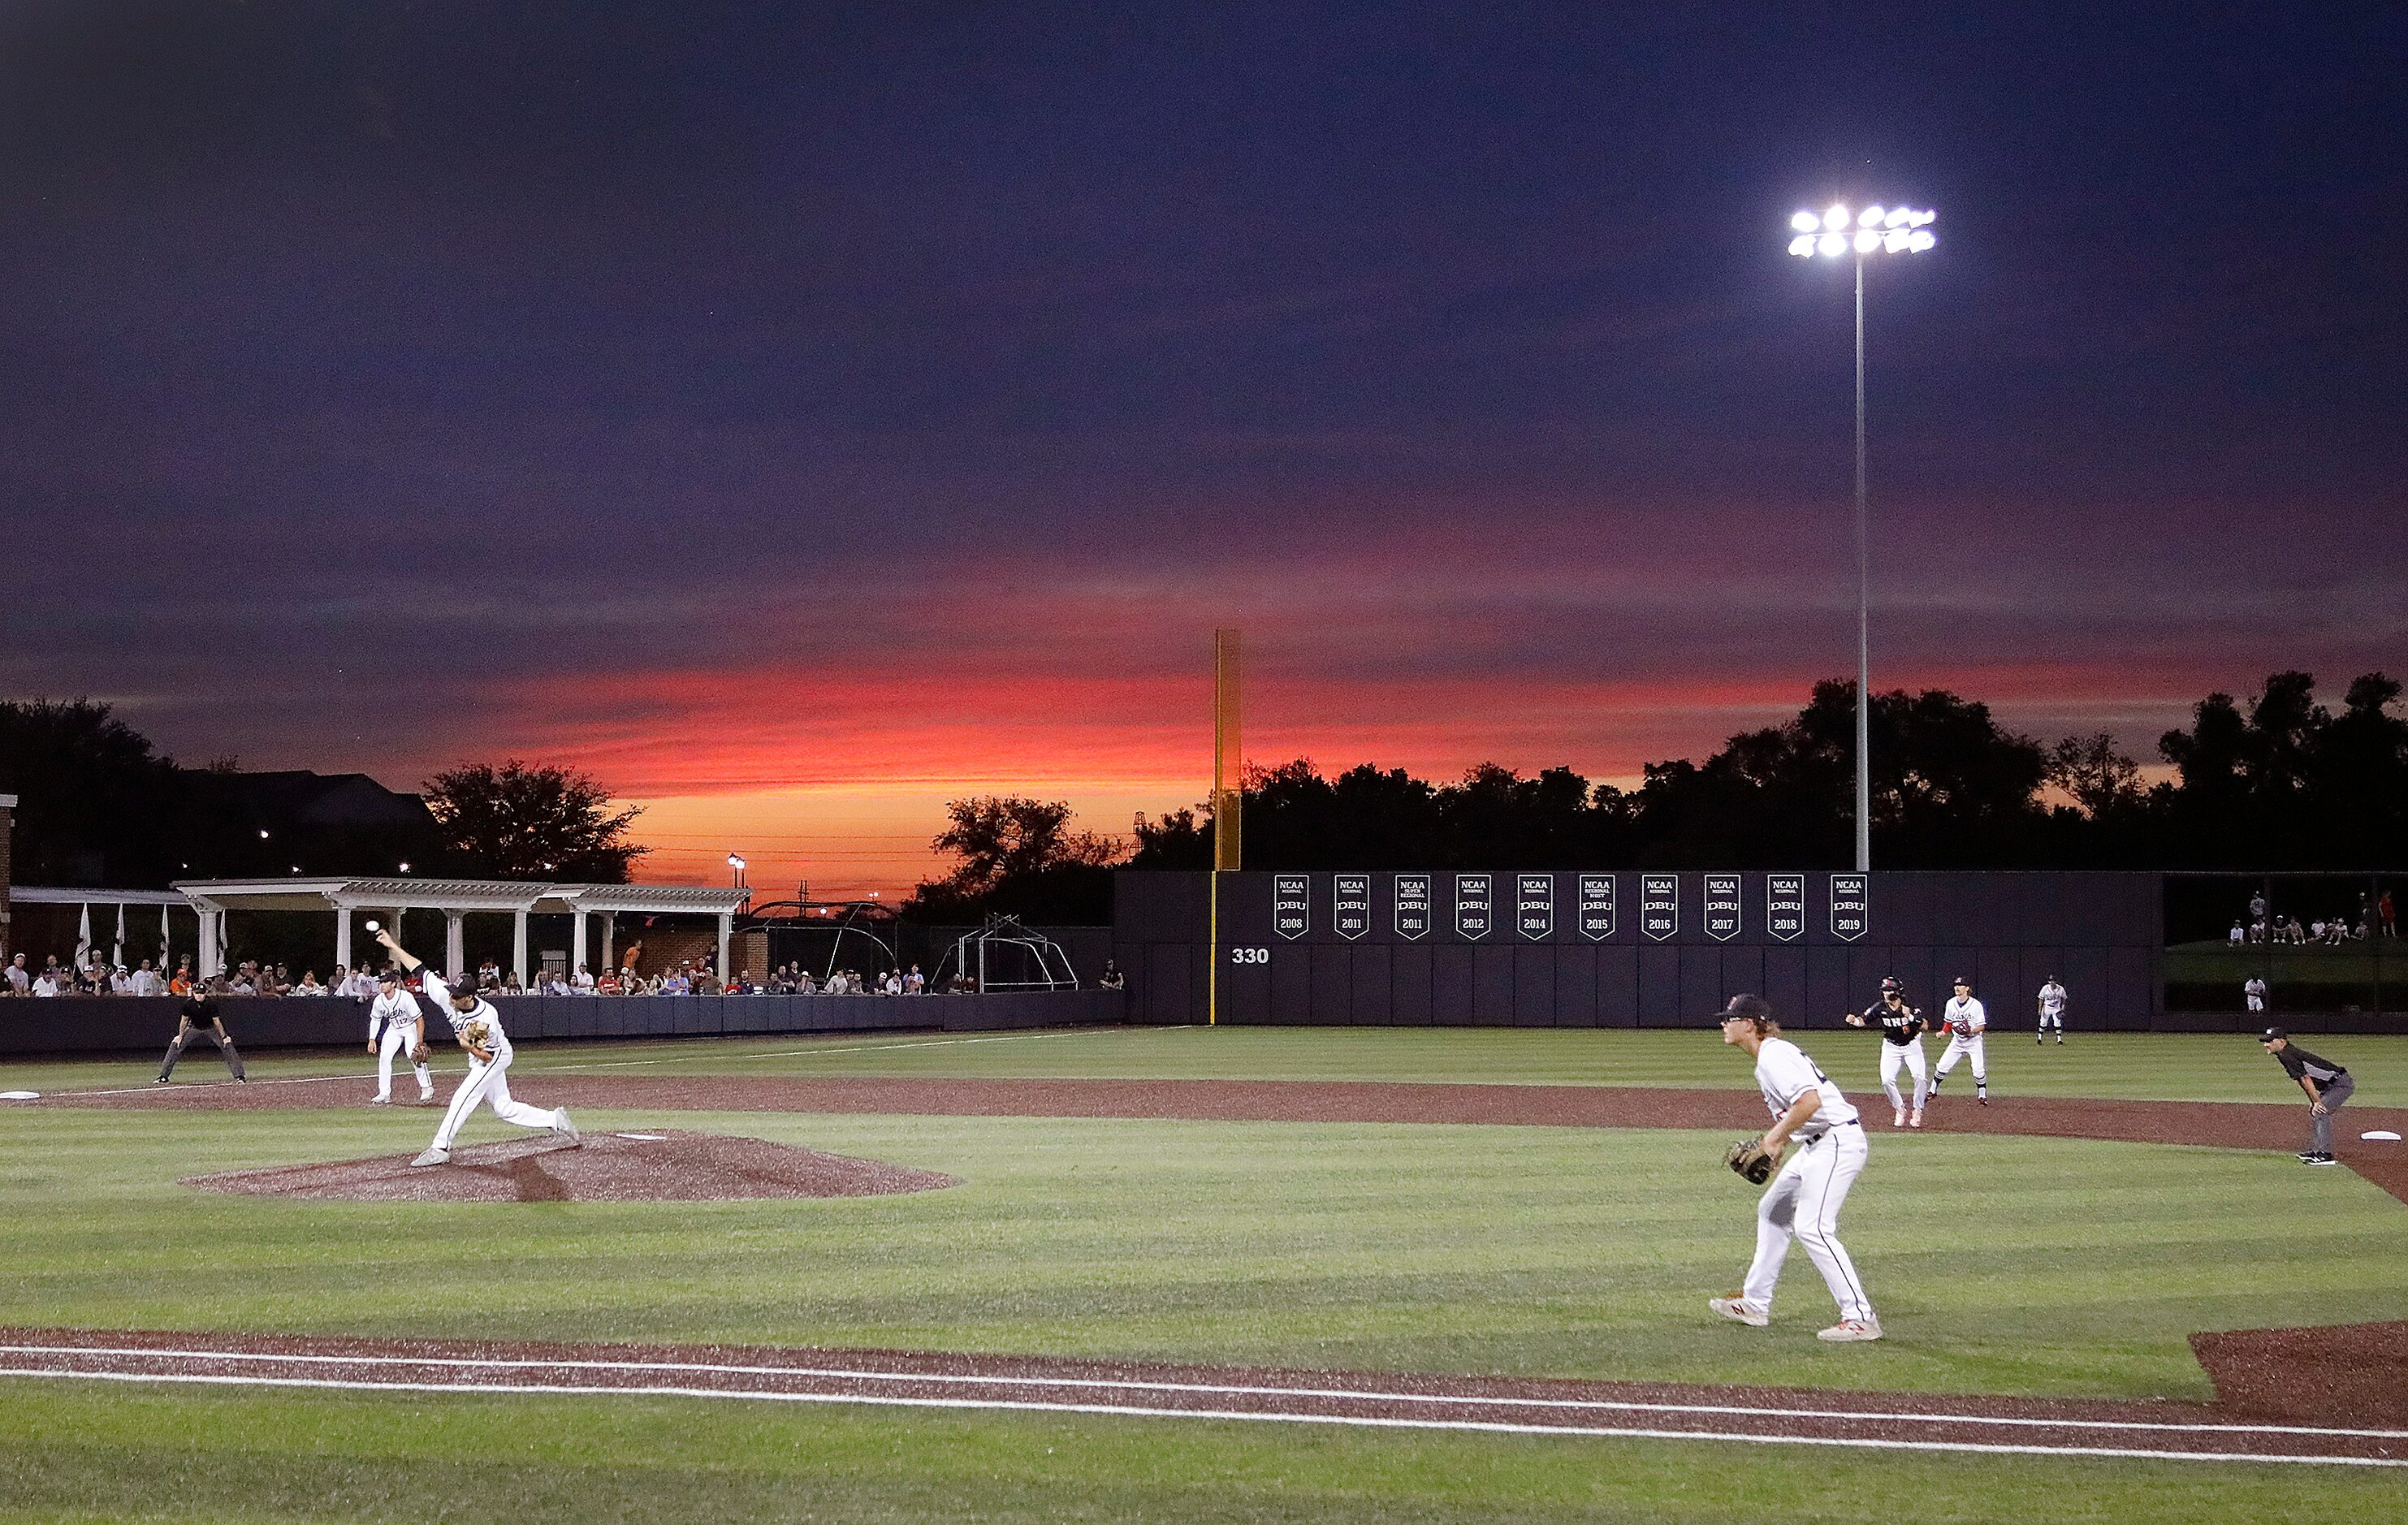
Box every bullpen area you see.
[2,1026,2404,1523]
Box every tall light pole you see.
[1788,202,1936,871]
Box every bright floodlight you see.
[1822,204,1851,231]
[1853,229,1881,253]
[1788,234,1816,257]
[727,853,747,868]
[1791,210,1819,233]
[1884,206,1910,228]
[1857,205,1884,227]
[1817,231,1846,256]
[1908,228,1936,251]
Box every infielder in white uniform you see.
[367,970,434,1104]
[2035,976,2067,1043]
[1708,995,1880,1342]
[372,928,577,1167]
[1930,976,1989,1105]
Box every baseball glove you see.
[457,1018,492,1050]
[1724,1137,1776,1185]
[410,1042,431,1065]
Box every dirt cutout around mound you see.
[2191,1320,2408,1425]
[184,1130,958,1203]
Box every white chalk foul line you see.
[0,1363,2397,1467]
[4,1344,2405,1447]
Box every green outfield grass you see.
[2,1382,2400,1525]
[11,1025,2397,1104]
[3,1027,2405,1521]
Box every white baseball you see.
[365,919,380,932]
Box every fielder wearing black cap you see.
[2260,1029,2352,1164]
[1713,993,1773,1026]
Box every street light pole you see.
[1788,203,1935,874]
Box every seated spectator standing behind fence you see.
[5,954,28,995]
[1098,960,1126,991]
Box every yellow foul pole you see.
[1209,629,1242,1026]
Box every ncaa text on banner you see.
[1578,874,1617,940]
[1766,874,1805,942]
[1829,873,1870,942]
[1641,875,1679,941]
[1455,874,1493,940]
[1272,875,1311,940]
[1333,875,1372,940]
[1517,874,1554,940]
[1393,874,1433,940]
[1703,875,1743,941]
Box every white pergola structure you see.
[9,886,192,968]
[173,878,752,983]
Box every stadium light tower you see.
[1787,202,1936,872]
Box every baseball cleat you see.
[1892,1109,1904,1128]
[1978,1095,1989,1107]
[152,1077,170,1085]
[409,1147,450,1168]
[2305,1154,2340,1167]
[1709,1295,1769,1328]
[1817,1318,1883,1342]
[1909,1111,1923,1128]
[370,1097,390,1105]
[552,1108,581,1143]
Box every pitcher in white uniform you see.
[370,928,578,1167]
[1930,976,1990,1105]
[1707,994,1881,1342]
[367,970,434,1104]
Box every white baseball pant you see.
[375,1021,433,1102]
[429,1056,559,1151]
[1742,1125,1874,1325]
[1878,1038,1928,1112]
[1936,1031,1986,1085]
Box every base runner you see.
[367,970,434,1104]
[371,928,577,1167]
[1930,976,1989,1106]
[1842,976,1927,1128]
[1709,994,1881,1342]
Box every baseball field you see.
[2,1025,2404,1523]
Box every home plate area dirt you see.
[183,1130,959,1203]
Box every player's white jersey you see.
[2038,982,2066,1016]
[417,970,512,1062]
[1753,1037,1857,1138]
[1943,996,1987,1031]
[369,989,421,1040]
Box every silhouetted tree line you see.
[1,698,643,886]
[910,671,2408,921]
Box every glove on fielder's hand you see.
[410,1043,431,1065]
[1724,1137,1776,1186]
[457,1018,492,1050]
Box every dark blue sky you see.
[3,3,2402,888]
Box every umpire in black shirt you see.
[156,992,248,1083]
[2260,1028,2350,1165]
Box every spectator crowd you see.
[1,952,983,997]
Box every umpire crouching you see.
[2260,1028,2350,1165]
[156,992,248,1083]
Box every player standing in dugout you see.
[2259,1028,2352,1166]
[1842,976,1928,1129]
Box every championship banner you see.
[1516,874,1554,940]
[1273,875,1311,940]
[1394,874,1433,940]
[1829,873,1870,942]
[1766,874,1805,942]
[1641,875,1678,941]
[1703,875,1742,941]
[1578,873,1616,940]
[1334,875,1372,941]
[1455,874,1493,940]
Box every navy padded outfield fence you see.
[1112,870,2211,1032]
[0,989,1128,1056]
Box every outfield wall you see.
[1113,870,2192,1031]
[0,990,1128,1056]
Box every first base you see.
[2360,1130,2402,1143]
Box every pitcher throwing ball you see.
[371,927,578,1167]
[1708,995,1881,1342]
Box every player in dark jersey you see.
[2260,1028,2354,1165]
[155,992,248,1083]
[1842,976,1928,1128]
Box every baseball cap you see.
[1711,993,1771,1024]
[1952,974,1971,986]
[2259,1027,2288,1043]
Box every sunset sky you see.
[3,6,2402,895]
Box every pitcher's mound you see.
[185,1130,959,1203]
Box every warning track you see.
[0,1328,2402,1466]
